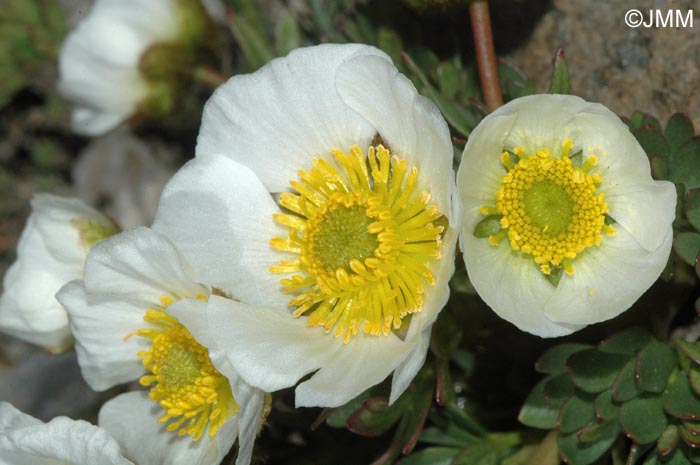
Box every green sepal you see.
[473,216,502,238]
[394,446,460,465]
[347,397,404,436]
[669,137,700,189]
[674,338,700,365]
[547,48,569,94]
[634,128,670,159]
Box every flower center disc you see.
[135,297,238,441]
[478,141,616,278]
[270,144,445,343]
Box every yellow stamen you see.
[270,145,445,343]
[135,300,238,441]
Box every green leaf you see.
[620,395,668,444]
[395,446,460,465]
[558,430,617,465]
[274,8,302,57]
[674,338,700,365]
[437,61,462,99]
[347,397,404,436]
[535,343,593,375]
[548,48,569,94]
[326,389,373,427]
[567,349,629,393]
[558,393,595,434]
[377,27,403,66]
[229,14,275,70]
[612,359,643,402]
[522,430,560,465]
[451,442,500,465]
[443,403,486,436]
[664,372,700,420]
[665,113,695,154]
[685,189,700,232]
[577,420,619,443]
[473,216,502,238]
[594,390,620,422]
[636,340,676,393]
[599,327,654,355]
[678,424,700,448]
[634,128,670,158]
[629,111,662,132]
[669,137,700,189]
[656,424,679,457]
[673,232,700,266]
[689,366,700,395]
[518,378,560,429]
[419,426,475,447]
[650,156,670,181]
[543,374,576,407]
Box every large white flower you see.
[457,94,676,337]
[0,402,133,465]
[56,227,264,465]
[58,0,216,135]
[151,43,460,408]
[0,194,116,352]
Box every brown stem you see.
[193,66,228,89]
[469,1,503,111]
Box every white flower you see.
[0,194,117,352]
[457,94,676,337]
[56,227,264,465]
[58,0,215,135]
[151,43,460,408]
[0,401,134,465]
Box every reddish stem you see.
[469,1,504,111]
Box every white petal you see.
[195,44,387,192]
[336,54,454,219]
[295,331,414,408]
[98,391,231,465]
[0,402,133,465]
[566,109,677,251]
[56,228,206,390]
[498,94,592,153]
[0,194,113,351]
[82,227,206,303]
[167,298,214,349]
[457,113,517,206]
[544,227,673,325]
[204,296,343,392]
[71,107,131,136]
[56,280,148,391]
[389,329,430,404]
[460,209,584,337]
[152,155,289,308]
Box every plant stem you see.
[193,66,228,89]
[469,0,503,111]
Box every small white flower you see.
[152,43,460,408]
[457,94,676,337]
[58,0,215,135]
[0,402,134,465]
[0,194,116,352]
[56,227,264,465]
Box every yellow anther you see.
[500,151,515,171]
[270,145,444,343]
[602,224,617,236]
[582,154,598,172]
[561,138,574,158]
[513,146,526,159]
[480,205,499,216]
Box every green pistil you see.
[523,180,574,236]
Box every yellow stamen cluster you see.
[270,144,445,343]
[134,296,238,441]
[480,139,615,276]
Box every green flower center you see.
[523,179,574,236]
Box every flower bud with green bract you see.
[457,94,676,337]
[57,0,219,136]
